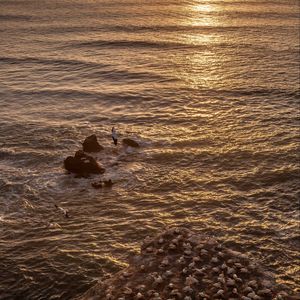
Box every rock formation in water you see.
[77,227,294,300]
[82,134,104,152]
[122,138,140,148]
[64,150,105,175]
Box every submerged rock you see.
[103,179,114,187]
[122,138,140,148]
[76,228,294,300]
[64,150,105,175]
[91,179,114,189]
[82,134,104,152]
[91,181,103,189]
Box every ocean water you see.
[0,0,299,299]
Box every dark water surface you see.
[0,0,299,299]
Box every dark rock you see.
[64,152,105,175]
[74,150,85,159]
[82,134,104,152]
[91,181,103,189]
[122,138,139,148]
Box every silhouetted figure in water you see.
[112,127,118,146]
[103,179,113,187]
[91,181,103,189]
[54,204,69,218]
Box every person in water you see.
[112,127,118,146]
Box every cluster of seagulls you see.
[79,228,291,300]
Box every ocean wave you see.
[0,148,58,166]
[0,56,175,83]
[186,86,300,99]
[220,167,300,191]
[5,88,156,105]
[71,39,210,50]
[8,85,298,103]
[92,24,296,34]
[0,14,32,21]
[90,68,175,83]
[220,10,299,20]
[0,56,110,69]
[67,38,299,58]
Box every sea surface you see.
[0,0,299,299]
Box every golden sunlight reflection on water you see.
[169,3,227,90]
[187,1,220,26]
[0,0,299,298]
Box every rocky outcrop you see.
[64,150,105,175]
[76,227,293,300]
[82,134,104,152]
[122,138,139,148]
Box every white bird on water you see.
[112,127,118,146]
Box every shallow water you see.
[0,0,299,299]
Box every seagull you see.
[54,204,69,218]
[112,127,118,146]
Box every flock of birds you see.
[78,228,291,300]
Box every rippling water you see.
[0,0,299,299]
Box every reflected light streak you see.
[172,2,226,91]
[188,2,219,27]
[192,3,217,13]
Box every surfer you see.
[112,127,118,146]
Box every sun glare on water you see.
[192,2,217,13]
[188,1,219,27]
[169,2,225,92]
